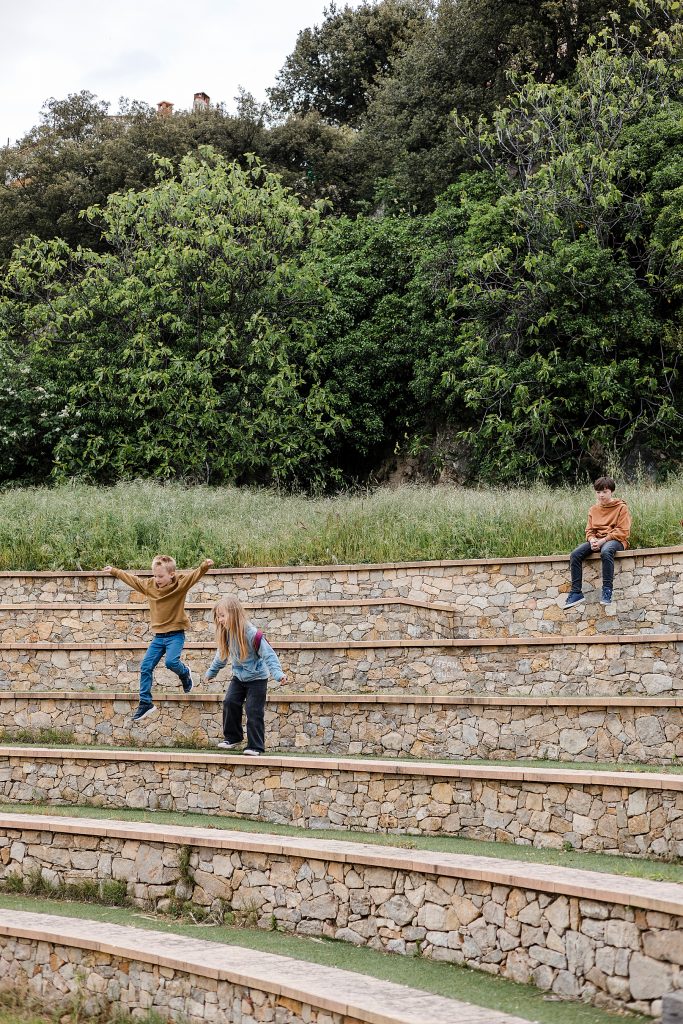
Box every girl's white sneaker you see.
[243,749,262,756]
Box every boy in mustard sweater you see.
[103,555,214,722]
[564,477,631,609]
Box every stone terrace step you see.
[2,593,681,641]
[2,813,682,1016]
[3,691,682,765]
[0,547,680,637]
[1,633,681,696]
[0,909,504,1024]
[0,598,456,643]
[0,747,680,857]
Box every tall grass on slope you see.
[0,480,680,570]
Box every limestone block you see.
[643,930,683,966]
[629,952,673,1001]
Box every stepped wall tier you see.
[1,748,680,857]
[1,814,681,1017]
[1,634,681,696]
[1,691,681,764]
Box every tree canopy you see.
[268,0,428,127]
[0,150,343,487]
[1,0,682,489]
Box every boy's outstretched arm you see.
[102,566,149,596]
[177,558,214,593]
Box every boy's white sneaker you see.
[243,749,262,756]
[217,740,241,749]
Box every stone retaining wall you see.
[0,601,454,644]
[2,692,682,765]
[0,550,680,638]
[0,749,680,856]
[1,636,681,696]
[0,936,352,1024]
[0,911,473,1024]
[1,823,681,1017]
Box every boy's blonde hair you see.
[152,554,177,575]
[213,595,249,661]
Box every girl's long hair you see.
[213,596,250,661]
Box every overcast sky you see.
[1,0,364,146]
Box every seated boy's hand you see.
[102,566,115,573]
[204,559,215,568]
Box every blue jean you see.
[139,630,190,705]
[569,540,624,594]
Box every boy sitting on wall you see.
[564,477,631,609]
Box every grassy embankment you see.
[0,479,681,569]
[0,892,652,1024]
[2,802,680,881]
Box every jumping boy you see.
[564,477,631,609]
[103,555,214,722]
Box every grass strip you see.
[0,480,681,570]
[0,894,651,1024]
[0,1014,50,1024]
[1,740,679,775]
[1,802,679,882]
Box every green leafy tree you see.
[0,92,120,260]
[365,0,645,210]
[413,6,683,480]
[268,0,428,127]
[313,212,429,474]
[0,91,270,266]
[0,149,344,487]
[263,112,372,212]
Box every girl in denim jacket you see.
[204,595,286,755]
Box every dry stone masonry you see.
[1,550,683,1020]
[1,634,683,696]
[0,600,456,644]
[0,547,681,637]
[2,819,682,1018]
[1,691,682,765]
[0,910,495,1024]
[0,748,681,858]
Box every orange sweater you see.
[585,499,631,548]
[111,560,212,632]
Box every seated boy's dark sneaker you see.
[132,703,157,723]
[600,587,613,605]
[182,670,194,694]
[564,592,585,609]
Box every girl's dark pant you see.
[222,676,267,752]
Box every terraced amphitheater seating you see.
[2,690,681,762]
[1,812,682,1017]
[0,909,513,1024]
[1,746,681,856]
[0,550,682,1020]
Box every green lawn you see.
[1,740,679,775]
[2,802,680,882]
[0,894,651,1024]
